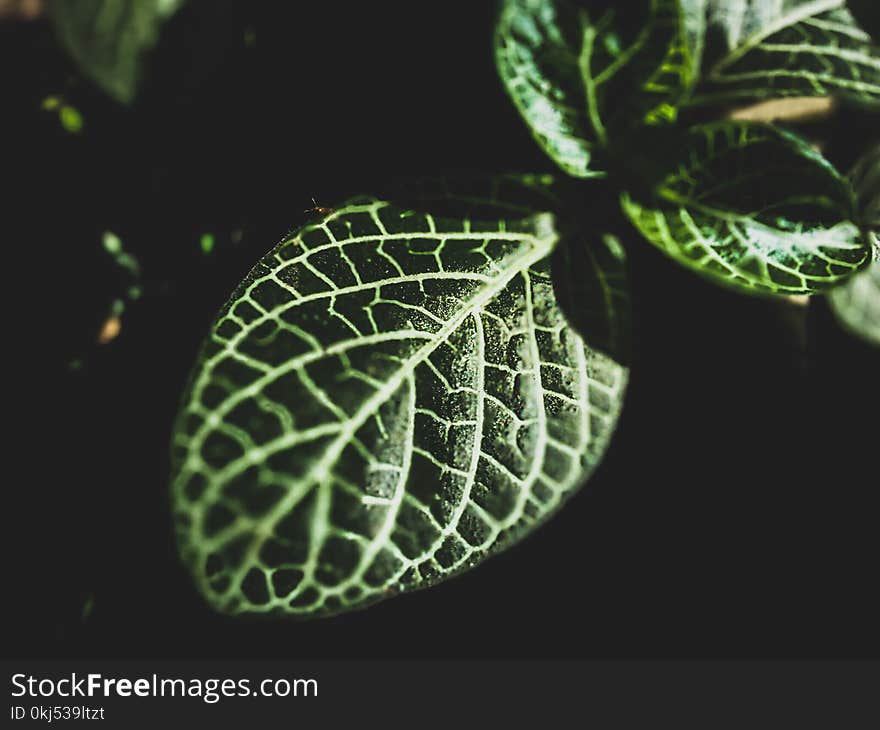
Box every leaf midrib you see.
[192,215,558,588]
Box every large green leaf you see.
[829,144,880,343]
[49,0,185,104]
[494,0,696,178]
[683,0,880,107]
[170,196,628,616]
[619,121,869,295]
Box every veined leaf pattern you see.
[387,174,632,361]
[170,197,628,616]
[620,121,870,294]
[684,0,880,107]
[495,0,597,177]
[494,0,695,177]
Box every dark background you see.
[4,1,879,660]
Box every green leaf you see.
[619,121,870,295]
[49,0,185,104]
[849,141,880,229]
[494,0,696,177]
[829,144,880,343]
[683,0,880,107]
[170,196,628,616]
[386,174,633,363]
[553,231,632,365]
[828,239,880,343]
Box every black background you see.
[4,0,879,661]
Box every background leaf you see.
[684,0,880,107]
[552,231,632,365]
[619,121,869,294]
[827,239,880,342]
[170,197,628,617]
[49,0,185,104]
[848,140,880,227]
[829,143,880,343]
[495,0,695,177]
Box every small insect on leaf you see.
[304,197,335,217]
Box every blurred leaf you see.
[848,141,880,228]
[827,238,880,343]
[619,121,870,295]
[49,0,185,104]
[683,0,880,107]
[829,143,880,343]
